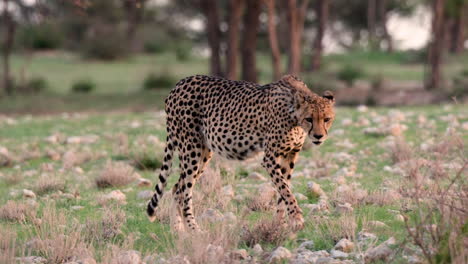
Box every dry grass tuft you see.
[0,229,18,263]
[170,222,241,264]
[30,204,93,263]
[310,214,357,243]
[34,175,66,195]
[331,184,368,206]
[365,189,401,206]
[240,218,291,247]
[391,138,412,164]
[0,200,36,222]
[96,161,137,188]
[84,207,126,243]
[62,149,93,169]
[1,172,23,185]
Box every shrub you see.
[174,42,191,61]
[84,32,128,60]
[337,65,364,87]
[144,40,167,54]
[96,161,137,188]
[240,218,291,247]
[143,72,176,90]
[131,152,162,171]
[26,77,48,93]
[450,69,468,98]
[71,79,95,93]
[34,175,66,196]
[18,23,63,50]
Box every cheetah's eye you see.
[305,117,313,123]
[324,118,331,123]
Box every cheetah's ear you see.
[322,91,335,103]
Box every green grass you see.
[1,104,466,262]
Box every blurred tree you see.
[263,0,282,80]
[226,0,244,80]
[124,0,148,52]
[329,0,415,50]
[1,0,16,96]
[445,0,467,53]
[287,0,309,74]
[200,0,223,76]
[310,0,329,71]
[241,0,261,82]
[425,0,446,90]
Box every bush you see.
[71,79,96,93]
[144,40,167,54]
[16,77,48,94]
[337,65,364,87]
[18,23,63,50]
[143,72,176,90]
[84,32,128,60]
[451,69,468,98]
[26,77,49,93]
[174,42,191,61]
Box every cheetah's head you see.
[282,75,336,145]
[298,91,335,145]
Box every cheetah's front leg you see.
[276,150,300,224]
[262,151,304,231]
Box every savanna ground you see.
[0,51,467,264]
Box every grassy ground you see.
[1,104,466,263]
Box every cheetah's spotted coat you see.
[147,74,335,231]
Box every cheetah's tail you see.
[147,136,175,222]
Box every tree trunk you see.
[264,0,282,81]
[425,0,446,90]
[2,0,15,96]
[287,0,309,74]
[378,0,393,52]
[241,0,261,82]
[367,0,377,49]
[226,0,244,80]
[449,3,466,54]
[311,0,329,71]
[124,0,146,53]
[200,0,223,76]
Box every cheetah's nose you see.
[313,134,323,139]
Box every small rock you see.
[199,208,224,222]
[295,192,308,201]
[307,181,325,197]
[330,249,349,259]
[167,255,190,264]
[231,249,248,260]
[71,205,84,211]
[15,256,47,264]
[298,240,315,251]
[137,190,153,200]
[223,212,237,222]
[222,185,235,198]
[98,190,127,205]
[118,250,141,264]
[357,105,368,112]
[253,244,263,255]
[368,220,388,228]
[334,238,354,253]
[335,203,353,214]
[357,231,377,242]
[137,178,151,187]
[365,237,395,263]
[248,172,267,181]
[395,214,405,222]
[23,189,36,199]
[66,135,99,144]
[291,250,329,264]
[268,246,292,263]
[75,257,97,264]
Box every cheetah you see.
[147,74,335,231]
